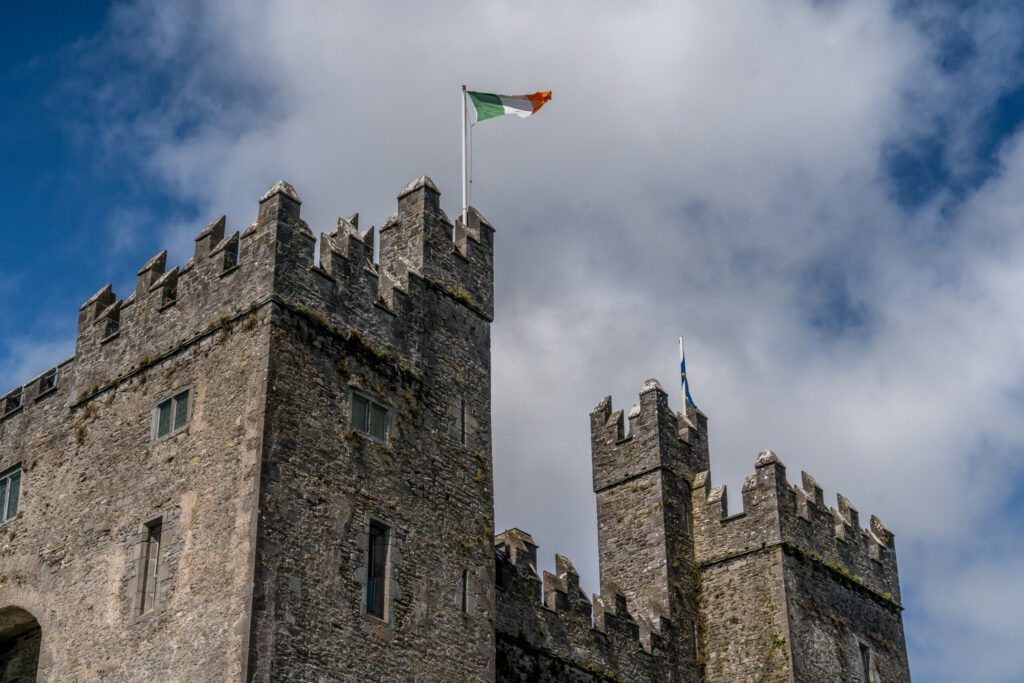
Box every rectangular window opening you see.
[459,398,467,445]
[351,392,389,443]
[102,317,120,339]
[39,368,58,394]
[161,286,177,308]
[460,568,469,612]
[859,642,872,682]
[0,468,21,524]
[3,389,23,415]
[222,238,240,272]
[366,522,389,618]
[138,520,162,615]
[155,389,191,440]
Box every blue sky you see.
[4,2,1024,680]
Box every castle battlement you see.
[0,358,74,423]
[0,173,909,682]
[590,379,710,494]
[0,177,494,418]
[692,450,901,606]
[494,530,670,681]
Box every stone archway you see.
[0,607,41,682]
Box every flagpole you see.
[679,336,687,411]
[461,84,468,225]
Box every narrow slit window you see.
[0,468,21,524]
[859,642,872,682]
[351,393,389,443]
[459,399,467,445]
[139,520,162,614]
[155,389,191,440]
[460,569,469,612]
[366,522,389,617]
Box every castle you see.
[0,177,910,682]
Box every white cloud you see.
[57,1,1024,680]
[0,338,75,391]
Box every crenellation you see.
[78,283,115,327]
[800,470,825,507]
[541,555,592,625]
[0,173,907,682]
[593,590,640,642]
[870,513,894,548]
[58,177,498,420]
[194,215,226,261]
[590,380,705,492]
[213,231,240,273]
[149,267,179,309]
[836,492,859,531]
[495,532,668,681]
[135,249,167,298]
[692,449,901,607]
[379,177,494,322]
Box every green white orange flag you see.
[467,90,552,123]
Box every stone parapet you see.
[2,176,493,422]
[692,451,900,606]
[495,531,670,682]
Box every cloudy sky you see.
[3,1,1023,679]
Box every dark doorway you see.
[0,607,41,682]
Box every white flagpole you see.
[461,85,469,225]
[679,336,687,410]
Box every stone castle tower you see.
[0,177,910,681]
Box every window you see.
[458,398,467,445]
[2,389,22,416]
[460,569,469,612]
[138,520,162,614]
[0,467,21,524]
[38,368,58,394]
[101,317,120,339]
[154,389,191,440]
[366,522,389,618]
[859,642,873,682]
[160,286,177,308]
[352,393,388,442]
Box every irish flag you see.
[467,90,552,123]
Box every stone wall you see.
[494,531,667,683]
[244,178,497,681]
[0,201,276,679]
[783,549,909,682]
[699,547,792,682]
[0,172,910,682]
[692,450,909,682]
[589,381,709,682]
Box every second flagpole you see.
[679,336,687,410]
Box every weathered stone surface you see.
[691,442,908,681]
[0,174,909,682]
